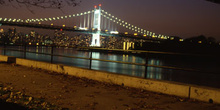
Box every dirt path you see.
[0,62,219,110]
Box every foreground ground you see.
[0,62,220,110]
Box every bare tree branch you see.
[0,0,81,13]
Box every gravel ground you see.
[0,62,220,110]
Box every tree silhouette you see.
[207,37,216,44]
[0,0,81,13]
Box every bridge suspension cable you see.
[24,10,94,23]
[101,10,148,35]
[101,9,169,39]
[0,7,170,39]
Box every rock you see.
[3,87,8,91]
[0,84,64,110]
[24,101,29,105]
[6,98,12,102]
[10,92,14,98]
[15,91,21,94]
[179,98,185,102]
[29,97,33,101]
[41,102,47,107]
[1,93,10,99]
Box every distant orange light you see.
[99,4,102,7]
[94,5,97,8]
[134,33,138,36]
[60,29,63,31]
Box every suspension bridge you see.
[0,4,170,48]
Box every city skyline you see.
[0,0,220,40]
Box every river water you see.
[1,45,220,88]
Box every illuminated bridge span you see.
[0,4,170,47]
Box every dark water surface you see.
[1,46,219,88]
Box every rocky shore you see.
[0,62,220,110]
[0,83,65,110]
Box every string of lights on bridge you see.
[25,10,94,23]
[0,9,170,39]
[100,10,169,38]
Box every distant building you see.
[44,37,53,45]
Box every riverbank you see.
[0,62,220,110]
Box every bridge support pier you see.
[91,33,101,47]
[90,4,101,47]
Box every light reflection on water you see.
[0,46,220,88]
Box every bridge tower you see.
[90,4,102,47]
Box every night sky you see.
[0,0,220,40]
